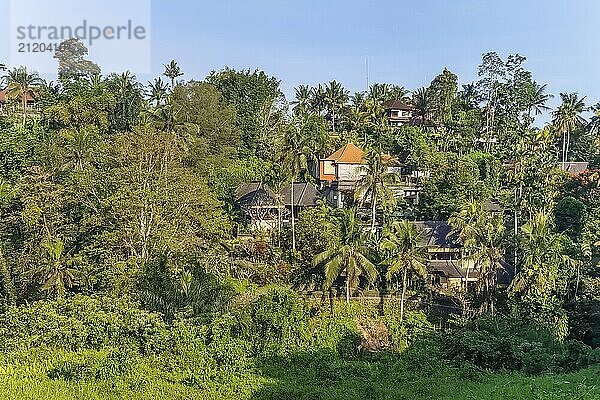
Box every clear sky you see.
[147,0,600,116]
[2,0,599,118]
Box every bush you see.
[441,317,600,374]
[0,295,167,352]
[47,348,138,381]
[383,304,433,351]
[246,287,310,357]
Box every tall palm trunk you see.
[22,95,27,127]
[290,178,296,251]
[345,268,350,304]
[370,194,377,233]
[400,267,408,323]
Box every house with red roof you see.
[318,143,368,207]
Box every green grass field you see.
[1,349,599,400]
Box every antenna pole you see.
[366,57,369,91]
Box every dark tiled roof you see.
[485,198,504,213]
[383,99,413,111]
[428,260,480,279]
[413,221,458,247]
[560,162,589,175]
[236,182,321,208]
[235,182,277,207]
[282,182,321,207]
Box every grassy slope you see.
[1,350,599,400]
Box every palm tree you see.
[587,102,600,135]
[388,85,411,102]
[381,220,427,322]
[412,87,432,127]
[309,84,326,115]
[355,150,399,232]
[313,208,378,303]
[60,127,101,171]
[552,93,586,165]
[146,100,184,132]
[291,85,311,115]
[0,63,6,86]
[450,201,506,314]
[35,237,80,299]
[526,83,553,118]
[350,91,366,108]
[324,80,349,132]
[113,71,143,131]
[368,83,390,103]
[511,212,578,308]
[163,60,183,89]
[279,115,315,251]
[146,77,169,107]
[5,66,43,127]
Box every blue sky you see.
[2,0,600,118]
[148,0,600,110]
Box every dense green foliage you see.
[1,41,599,398]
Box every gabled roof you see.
[325,143,365,164]
[485,198,504,213]
[0,89,35,103]
[428,260,480,279]
[382,99,413,111]
[413,221,459,248]
[235,182,277,207]
[560,162,589,175]
[235,182,321,208]
[282,182,321,207]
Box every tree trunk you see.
[345,268,350,304]
[566,130,571,163]
[370,194,377,233]
[290,178,296,252]
[22,96,27,128]
[400,268,408,323]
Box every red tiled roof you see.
[0,89,35,103]
[325,143,365,164]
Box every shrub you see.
[383,304,433,351]
[246,287,310,357]
[441,316,600,374]
[0,295,167,352]
[47,348,138,381]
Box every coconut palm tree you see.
[587,102,600,135]
[112,71,143,131]
[291,84,311,115]
[412,87,432,127]
[552,93,586,165]
[388,85,411,102]
[526,83,553,118]
[324,80,349,132]
[355,150,399,232]
[450,201,506,314]
[35,237,80,299]
[146,77,169,107]
[309,84,326,115]
[279,115,315,251]
[313,208,378,303]
[5,66,44,127]
[511,212,578,307]
[163,60,183,89]
[368,83,390,103]
[458,83,478,110]
[381,220,427,322]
